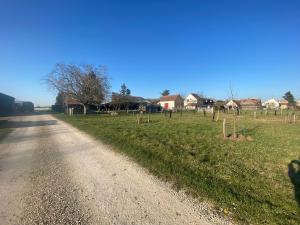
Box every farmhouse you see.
[203,98,215,109]
[262,98,280,109]
[296,100,300,107]
[184,93,203,110]
[278,99,289,109]
[239,99,262,110]
[158,94,184,110]
[225,100,240,109]
[0,92,15,115]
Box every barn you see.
[0,92,15,115]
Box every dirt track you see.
[0,114,232,225]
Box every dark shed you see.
[0,92,15,115]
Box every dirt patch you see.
[221,134,254,142]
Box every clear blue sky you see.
[0,0,299,106]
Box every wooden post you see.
[137,114,140,124]
[254,111,257,119]
[148,114,150,123]
[233,116,237,139]
[169,110,172,118]
[293,114,296,124]
[223,118,226,138]
[212,111,216,121]
[216,110,220,122]
[280,108,283,116]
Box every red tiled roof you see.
[66,98,82,105]
[239,99,261,106]
[160,94,181,101]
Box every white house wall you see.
[159,101,175,109]
[184,94,197,106]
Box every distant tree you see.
[46,63,110,115]
[55,91,65,105]
[161,89,170,96]
[120,83,131,96]
[283,91,295,105]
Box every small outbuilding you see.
[279,99,289,109]
[225,100,240,109]
[158,94,184,110]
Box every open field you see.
[56,110,300,224]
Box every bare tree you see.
[46,63,110,114]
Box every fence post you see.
[233,116,237,138]
[223,118,226,138]
[254,111,256,119]
[293,114,296,124]
[216,110,220,122]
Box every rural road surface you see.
[0,114,232,225]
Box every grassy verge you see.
[55,112,300,224]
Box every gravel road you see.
[0,114,233,225]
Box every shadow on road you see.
[0,120,57,129]
[288,160,300,208]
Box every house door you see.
[164,103,169,109]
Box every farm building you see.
[158,94,184,110]
[278,99,289,109]
[239,99,262,110]
[0,92,15,115]
[109,92,148,110]
[184,93,203,110]
[296,100,300,107]
[14,101,34,113]
[63,98,85,114]
[262,98,280,109]
[202,98,215,109]
[214,100,226,110]
[225,100,240,109]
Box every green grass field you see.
[56,111,300,224]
